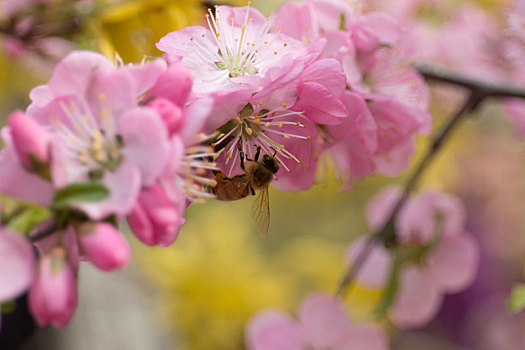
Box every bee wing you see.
[251,187,270,236]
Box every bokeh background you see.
[1,0,525,349]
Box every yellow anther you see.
[100,109,109,119]
[98,93,108,102]
[246,127,253,135]
[279,122,283,128]
[282,103,287,108]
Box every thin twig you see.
[335,63,521,296]
[415,63,525,100]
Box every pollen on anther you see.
[278,122,283,128]
[274,52,278,55]
[190,37,194,41]
[282,103,287,108]
[264,41,268,44]
[284,43,288,47]
[216,32,220,37]
[306,136,311,140]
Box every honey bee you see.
[209,144,279,235]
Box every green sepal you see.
[52,182,110,210]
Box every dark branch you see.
[29,222,57,243]
[415,63,525,100]
[335,62,525,297]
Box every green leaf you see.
[507,284,525,313]
[9,206,52,234]
[52,182,110,209]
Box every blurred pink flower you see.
[7,110,51,172]
[347,186,479,329]
[246,293,388,350]
[127,183,184,247]
[28,246,77,328]
[77,222,130,271]
[0,229,34,302]
[26,51,171,219]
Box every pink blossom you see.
[156,5,314,95]
[77,222,130,271]
[127,183,184,247]
[28,246,77,328]
[246,293,388,350]
[0,229,34,302]
[209,56,347,191]
[347,186,479,329]
[26,51,171,219]
[7,110,51,172]
[0,129,54,206]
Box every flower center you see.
[204,6,280,78]
[212,102,311,176]
[55,98,123,179]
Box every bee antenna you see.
[270,147,277,157]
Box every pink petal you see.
[389,266,443,329]
[365,185,402,231]
[74,161,141,220]
[374,138,415,176]
[120,59,167,97]
[341,325,389,350]
[0,130,53,206]
[179,96,214,146]
[0,230,34,301]
[345,237,392,288]
[28,85,53,109]
[396,189,437,245]
[300,58,346,97]
[78,223,130,271]
[28,248,77,328]
[294,81,348,125]
[118,107,170,186]
[274,1,317,43]
[146,63,193,108]
[246,310,304,350]
[298,293,351,348]
[328,91,377,152]
[48,51,113,97]
[427,234,480,293]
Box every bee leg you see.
[250,187,256,196]
[237,142,246,171]
[254,145,261,162]
[215,172,227,181]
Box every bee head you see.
[262,154,280,174]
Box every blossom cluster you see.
[0,0,432,338]
[348,186,479,329]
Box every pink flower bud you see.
[127,184,183,247]
[8,110,51,171]
[28,247,77,328]
[148,98,185,135]
[78,223,130,271]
